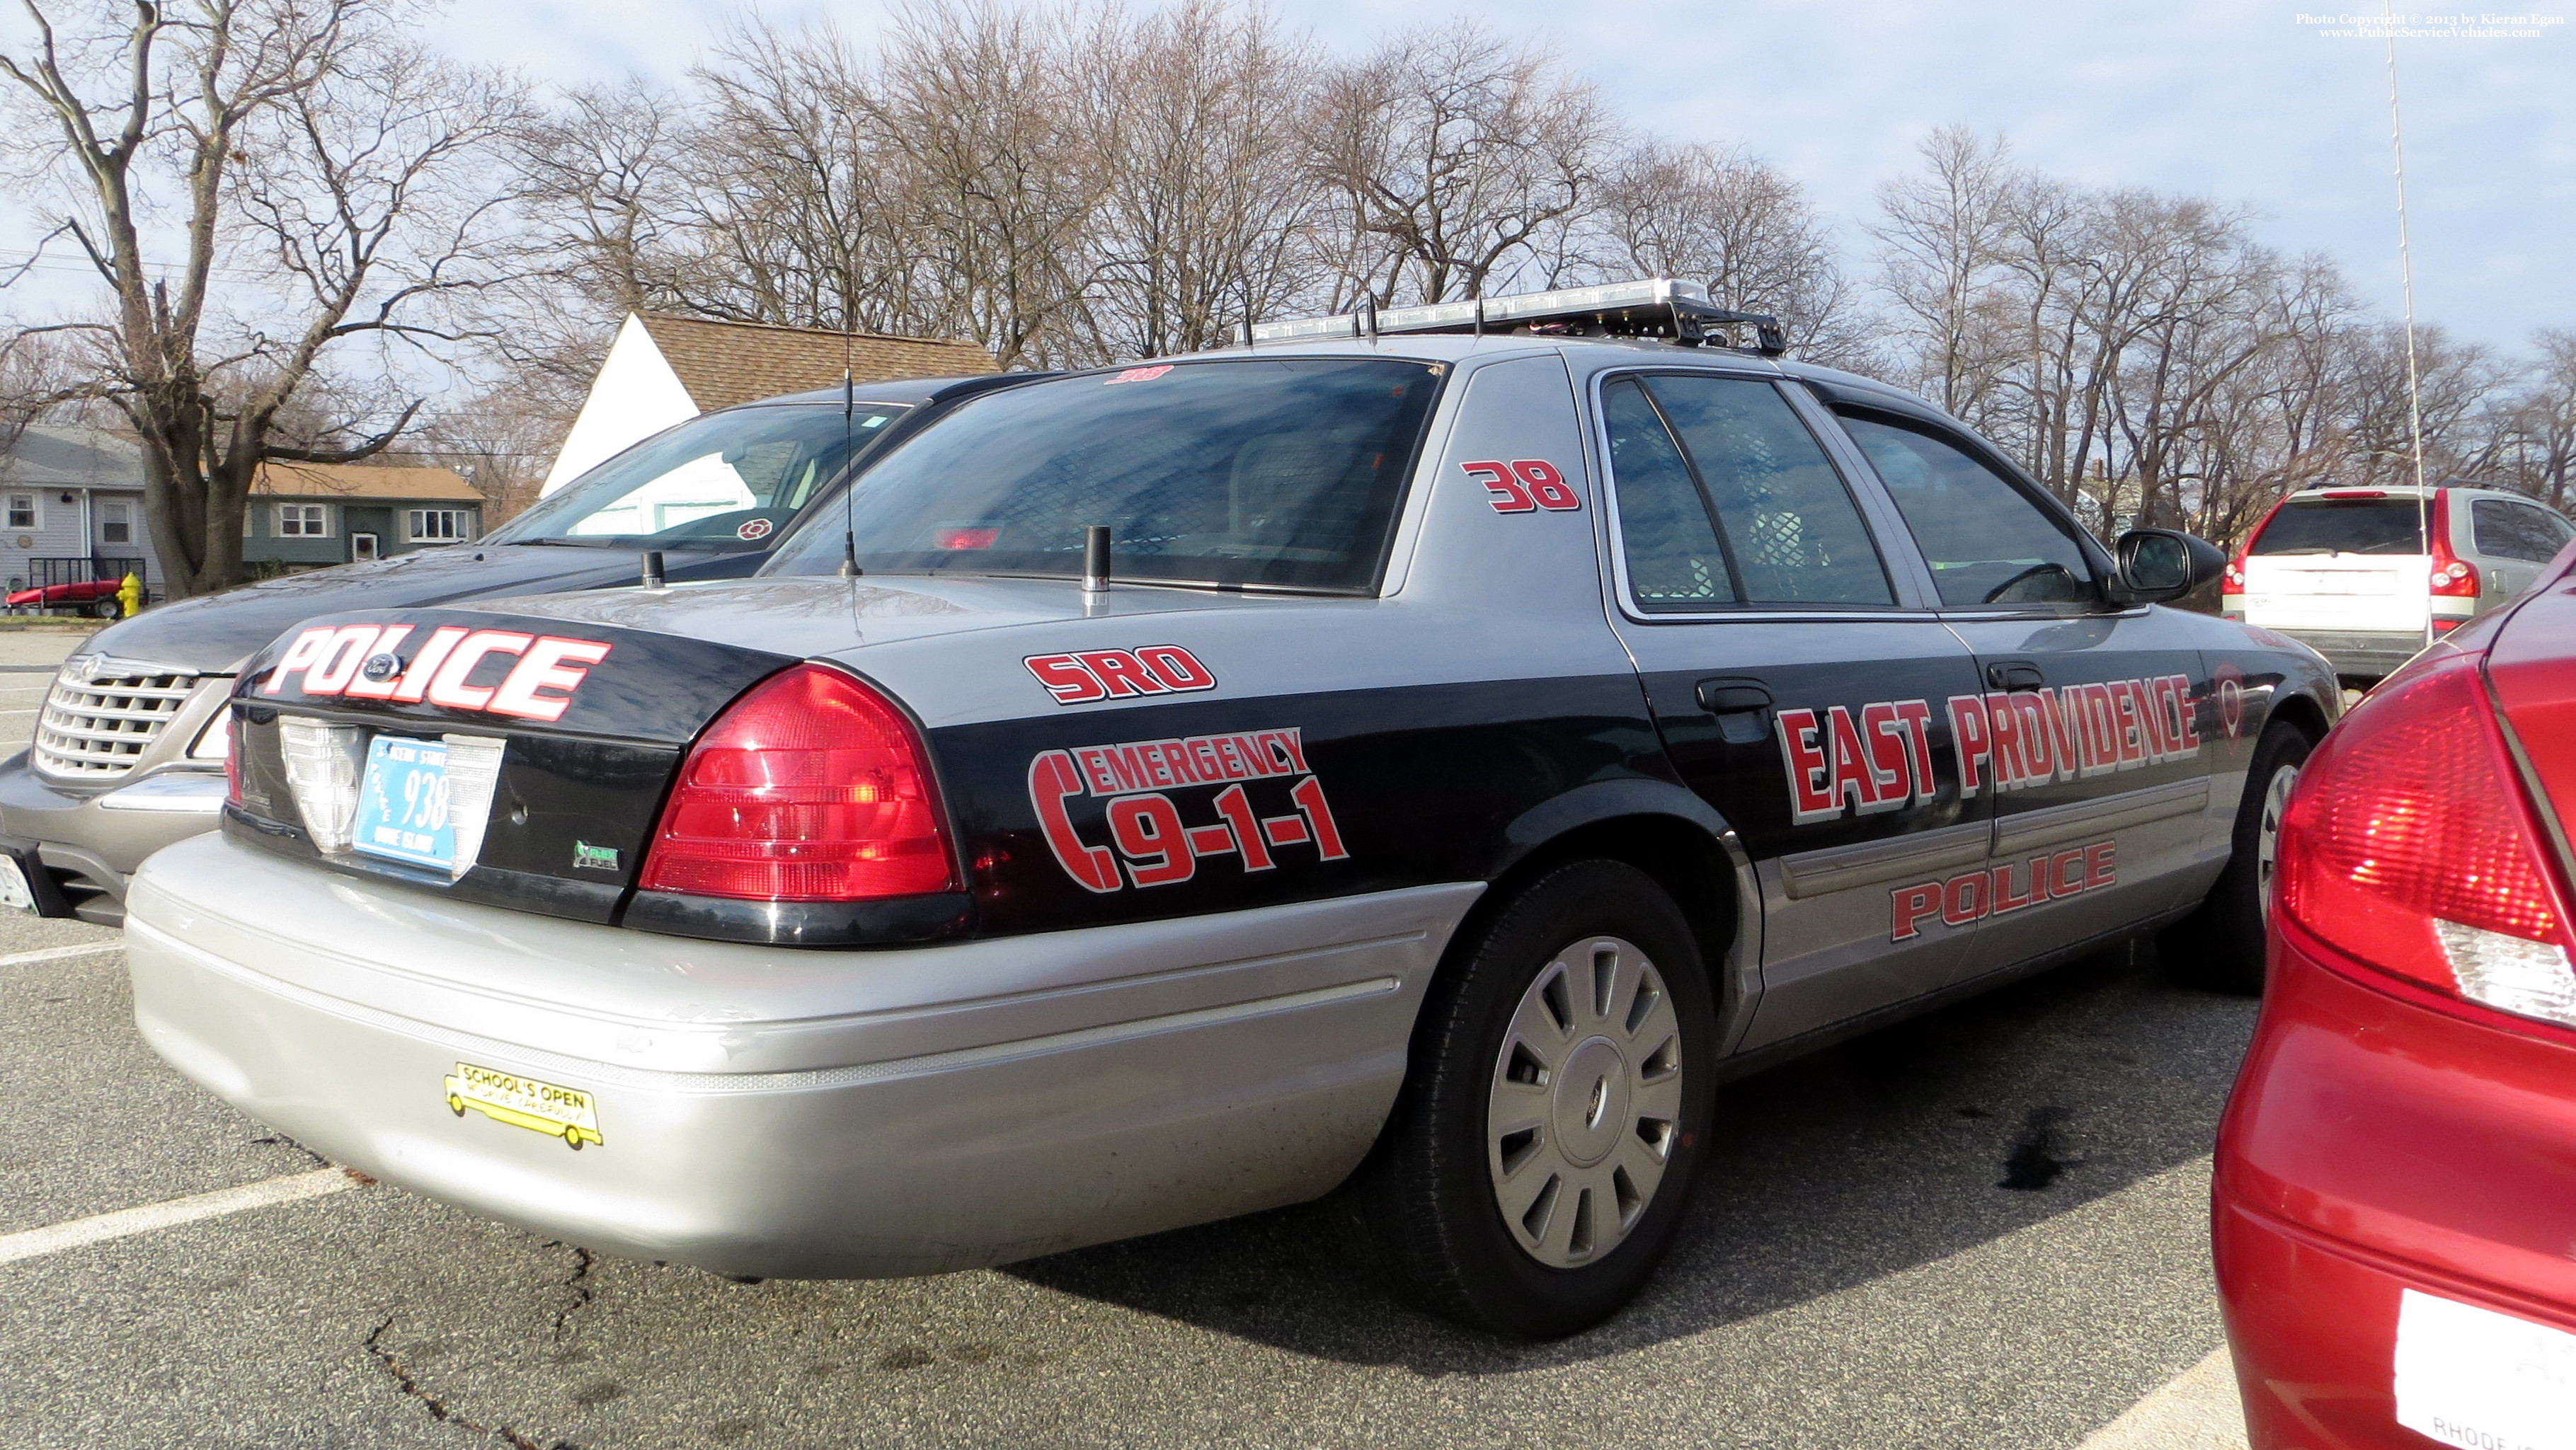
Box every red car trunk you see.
[2214,550,2576,1449]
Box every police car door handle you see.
[1986,661,2045,691]
[1695,680,1773,715]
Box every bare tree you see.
[1870,126,2018,416]
[2500,329,2576,508]
[1072,1,1327,358]
[1582,139,1864,364]
[0,0,528,597]
[1309,21,1613,306]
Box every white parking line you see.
[0,940,122,967]
[0,1169,362,1267]
[2077,1345,2248,1449]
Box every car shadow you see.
[1002,940,2256,1372]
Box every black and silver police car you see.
[125,280,2335,1337]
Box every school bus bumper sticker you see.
[443,1061,603,1149]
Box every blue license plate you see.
[353,736,457,870]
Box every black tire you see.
[2163,719,2314,994]
[1353,860,1719,1337]
[91,598,119,619]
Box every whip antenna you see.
[840,357,859,580]
[2382,0,2432,644]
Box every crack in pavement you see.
[365,1316,561,1450]
[550,1246,596,1345]
[252,1133,330,1170]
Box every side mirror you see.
[2110,529,2226,605]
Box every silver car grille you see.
[34,657,203,779]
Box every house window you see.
[407,508,470,543]
[5,495,35,529]
[277,504,329,537]
[100,501,132,544]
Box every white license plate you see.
[2271,572,2398,596]
[0,855,33,913]
[2395,1288,2576,1450]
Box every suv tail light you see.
[638,664,957,902]
[2227,494,2295,597]
[2277,652,2576,1028]
[2429,491,2480,599]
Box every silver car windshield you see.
[762,359,1443,593]
[485,402,908,551]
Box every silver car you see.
[125,280,2335,1335]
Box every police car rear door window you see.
[1841,416,2095,606]
[1603,379,1736,609]
[1609,375,1891,609]
[765,359,1442,594]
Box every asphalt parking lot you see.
[0,626,2257,1449]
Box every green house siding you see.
[243,498,481,568]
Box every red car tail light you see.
[2222,553,2247,597]
[2277,652,2576,1026]
[639,664,957,902]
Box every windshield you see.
[2249,499,2427,556]
[762,359,1443,592]
[486,402,908,550]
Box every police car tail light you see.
[639,664,957,902]
[2277,654,2576,1028]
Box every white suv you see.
[2222,482,2575,681]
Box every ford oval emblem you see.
[360,652,403,682]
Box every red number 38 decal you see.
[1462,459,1580,514]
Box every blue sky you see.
[441,0,2572,355]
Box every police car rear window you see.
[764,359,1443,592]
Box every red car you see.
[2215,543,2576,1448]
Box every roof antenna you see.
[1082,524,1111,595]
[839,364,861,580]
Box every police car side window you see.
[1634,375,1894,607]
[1604,379,1737,609]
[1839,415,2096,608]
[2472,498,2572,563]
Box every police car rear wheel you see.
[1358,860,1716,1338]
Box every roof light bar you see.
[1244,278,1788,356]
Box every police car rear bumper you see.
[126,832,1475,1278]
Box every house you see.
[0,425,166,596]
[539,313,997,496]
[245,460,486,573]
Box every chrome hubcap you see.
[1487,936,1683,1269]
[2256,763,2300,924]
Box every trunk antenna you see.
[840,354,861,580]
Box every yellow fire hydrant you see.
[115,572,141,619]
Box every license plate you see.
[0,855,33,913]
[2271,572,2397,596]
[353,736,458,870]
[442,1061,602,1149]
